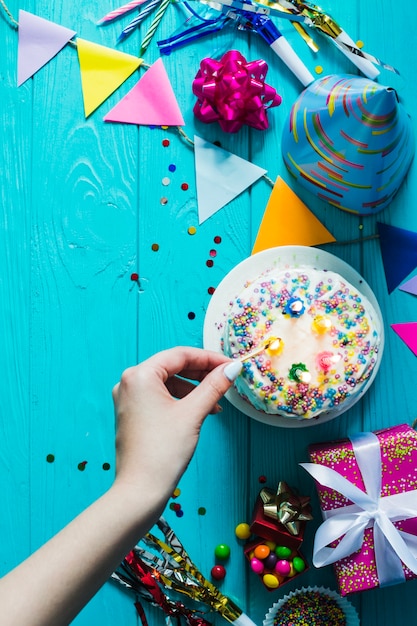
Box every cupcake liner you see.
[263,586,360,626]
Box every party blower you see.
[112,516,257,626]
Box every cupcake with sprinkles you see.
[263,586,359,626]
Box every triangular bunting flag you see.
[17,10,76,86]
[194,136,267,224]
[104,58,184,126]
[377,222,417,294]
[399,275,417,296]
[252,177,336,254]
[77,38,142,117]
[391,323,417,356]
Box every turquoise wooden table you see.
[1,0,417,624]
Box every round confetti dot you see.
[209,249,217,258]
[102,462,111,471]
[130,273,139,281]
[161,177,170,186]
[258,475,267,483]
[206,259,214,268]
[46,454,55,463]
[208,286,215,295]
[356,39,364,48]
[188,226,197,235]
[173,503,181,511]
[78,461,87,471]
[168,164,176,172]
[187,312,196,320]
[160,197,168,205]
[169,502,176,510]
[315,65,323,74]
[211,565,226,580]
[151,243,159,251]
[235,522,251,540]
[162,139,170,147]
[181,182,189,191]
[198,507,206,515]
[214,235,222,244]
[161,126,169,130]
[176,509,184,517]
[172,487,181,498]
[214,544,230,560]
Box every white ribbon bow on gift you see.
[301,431,417,587]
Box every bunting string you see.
[0,0,18,28]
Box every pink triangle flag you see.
[194,136,267,224]
[104,58,184,126]
[391,322,417,356]
[399,275,417,296]
[17,10,76,86]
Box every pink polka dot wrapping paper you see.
[308,423,417,595]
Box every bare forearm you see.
[0,483,165,626]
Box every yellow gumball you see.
[235,522,251,540]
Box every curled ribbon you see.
[301,432,417,587]
[260,481,313,536]
[192,50,282,133]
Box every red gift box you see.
[249,483,311,549]
[302,423,417,595]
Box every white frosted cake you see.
[222,265,381,420]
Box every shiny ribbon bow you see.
[260,482,313,536]
[301,432,417,587]
[192,50,282,133]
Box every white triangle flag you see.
[194,136,266,224]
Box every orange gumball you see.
[254,544,270,560]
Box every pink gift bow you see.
[301,431,417,587]
[192,50,282,133]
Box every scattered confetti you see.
[198,506,206,515]
[168,164,176,172]
[258,475,267,483]
[172,487,181,498]
[46,454,55,463]
[188,312,196,320]
[160,197,168,205]
[103,463,111,471]
[151,243,160,251]
[315,65,323,74]
[208,287,215,295]
[162,139,170,147]
[161,177,170,186]
[181,182,189,191]
[214,235,222,244]
[187,226,197,235]
[130,273,139,281]
[356,39,364,48]
[209,249,217,258]
[78,461,88,471]
[206,259,214,267]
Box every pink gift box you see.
[308,423,417,595]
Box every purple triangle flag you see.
[377,222,417,294]
[399,275,417,296]
[17,10,76,86]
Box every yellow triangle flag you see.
[252,177,336,255]
[77,38,142,117]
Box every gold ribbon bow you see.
[260,482,313,536]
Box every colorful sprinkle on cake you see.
[222,266,381,420]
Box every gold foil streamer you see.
[260,482,313,535]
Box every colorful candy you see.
[235,522,251,540]
[214,543,231,560]
[211,564,226,580]
[245,541,307,591]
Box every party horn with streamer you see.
[112,516,257,626]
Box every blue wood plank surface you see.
[1,0,417,624]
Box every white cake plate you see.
[203,246,385,428]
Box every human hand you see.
[112,346,242,505]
